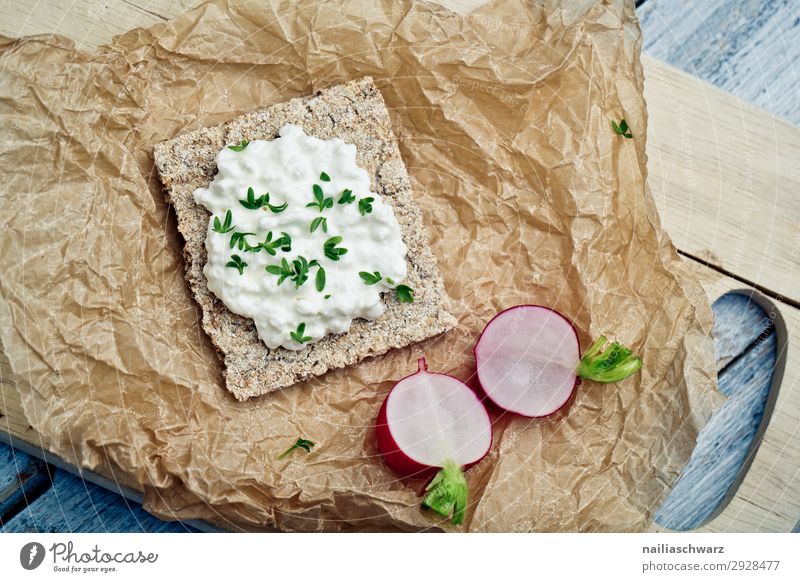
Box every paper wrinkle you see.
[0,0,721,531]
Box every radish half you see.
[376,358,492,525]
[475,305,642,418]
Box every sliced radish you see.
[475,305,642,418]
[376,358,492,525]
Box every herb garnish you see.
[396,284,414,303]
[323,236,348,261]
[239,187,287,213]
[359,271,382,285]
[266,255,323,289]
[225,254,247,275]
[310,216,328,233]
[358,197,375,216]
[319,172,331,182]
[228,140,249,152]
[386,277,396,285]
[278,437,315,459]
[290,256,319,288]
[611,119,633,138]
[266,258,294,285]
[324,294,331,300]
[257,231,292,256]
[290,322,313,344]
[338,189,356,204]
[266,199,288,213]
[230,231,256,251]
[212,209,235,233]
[307,184,334,212]
[316,267,326,292]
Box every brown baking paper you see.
[0,0,723,531]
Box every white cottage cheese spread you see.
[193,124,409,350]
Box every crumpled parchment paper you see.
[0,0,722,531]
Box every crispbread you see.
[153,77,456,401]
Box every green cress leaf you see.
[212,209,235,233]
[323,236,348,261]
[611,118,633,139]
[268,199,288,213]
[359,271,382,285]
[230,231,256,251]
[310,216,328,233]
[291,256,313,287]
[396,284,414,303]
[228,140,249,152]
[266,258,294,285]
[279,232,292,252]
[277,437,315,459]
[257,231,292,256]
[289,322,313,344]
[358,197,375,216]
[240,187,269,210]
[225,254,247,275]
[315,266,326,292]
[306,184,334,212]
[338,189,356,204]
[319,172,331,182]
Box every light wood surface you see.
[0,0,798,532]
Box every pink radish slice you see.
[376,358,492,525]
[475,305,643,418]
[475,305,581,418]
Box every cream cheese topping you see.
[193,124,408,350]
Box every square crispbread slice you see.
[153,77,457,401]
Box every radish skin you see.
[375,358,492,525]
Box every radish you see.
[376,358,492,525]
[474,305,642,418]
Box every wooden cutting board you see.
[0,0,798,532]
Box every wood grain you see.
[2,469,194,532]
[0,445,52,526]
[649,261,800,533]
[644,57,800,305]
[655,306,777,530]
[639,0,800,126]
[711,293,774,370]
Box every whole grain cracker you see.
[153,77,456,400]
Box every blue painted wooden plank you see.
[0,442,52,526]
[1,469,196,533]
[655,293,778,530]
[711,293,774,370]
[0,441,36,492]
[639,0,800,126]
